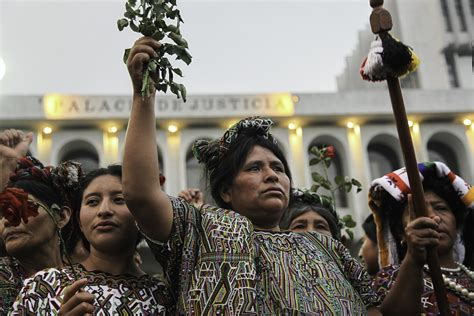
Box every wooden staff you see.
[369,0,450,314]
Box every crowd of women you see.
[0,37,472,315]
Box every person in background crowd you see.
[280,188,343,240]
[121,36,443,315]
[11,165,172,315]
[178,187,204,209]
[369,162,474,314]
[0,129,78,314]
[359,214,380,276]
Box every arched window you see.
[427,138,461,175]
[185,139,212,202]
[58,140,99,173]
[367,142,401,179]
[308,139,348,208]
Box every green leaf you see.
[140,23,155,36]
[172,68,183,77]
[152,31,165,41]
[123,48,131,64]
[311,172,324,183]
[128,0,137,5]
[148,60,158,73]
[169,32,188,48]
[117,18,129,31]
[334,175,344,186]
[168,67,174,83]
[345,229,354,240]
[351,178,362,187]
[175,47,192,65]
[323,158,331,168]
[309,157,321,166]
[130,20,139,32]
[155,83,168,93]
[126,2,138,15]
[310,184,320,192]
[344,182,352,193]
[179,84,187,102]
[309,146,320,156]
[169,82,180,99]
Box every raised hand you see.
[58,279,95,316]
[178,188,204,208]
[0,129,33,159]
[126,37,161,95]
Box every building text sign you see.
[42,94,295,120]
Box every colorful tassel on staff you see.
[360,33,420,82]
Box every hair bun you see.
[192,139,220,168]
[51,161,84,192]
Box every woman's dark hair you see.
[280,201,341,240]
[72,165,142,250]
[362,214,377,244]
[12,180,76,255]
[205,135,292,209]
[380,175,470,266]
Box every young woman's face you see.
[289,210,332,237]
[402,191,457,256]
[1,195,58,258]
[221,145,291,229]
[80,175,138,254]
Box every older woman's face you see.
[221,145,291,229]
[403,191,457,256]
[0,195,58,258]
[289,210,332,237]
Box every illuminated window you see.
[58,140,99,173]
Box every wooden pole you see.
[367,0,450,314]
[386,77,450,315]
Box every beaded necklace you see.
[424,262,474,304]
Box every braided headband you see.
[192,117,277,172]
[8,156,83,208]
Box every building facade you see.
[1,90,473,238]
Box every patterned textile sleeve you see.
[371,265,400,302]
[10,267,70,315]
[318,233,382,308]
[142,196,201,303]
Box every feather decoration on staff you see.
[360,3,420,81]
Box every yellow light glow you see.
[288,123,297,130]
[108,126,118,134]
[292,95,299,103]
[346,121,354,129]
[408,120,414,127]
[269,93,295,116]
[463,119,472,126]
[168,124,178,133]
[42,126,52,135]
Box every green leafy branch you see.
[118,0,191,101]
[308,145,362,240]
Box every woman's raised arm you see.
[122,37,173,242]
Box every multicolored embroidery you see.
[147,196,380,315]
[10,264,171,315]
[0,257,26,314]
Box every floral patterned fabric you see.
[146,196,380,315]
[10,264,171,315]
[0,257,26,315]
[373,265,474,315]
